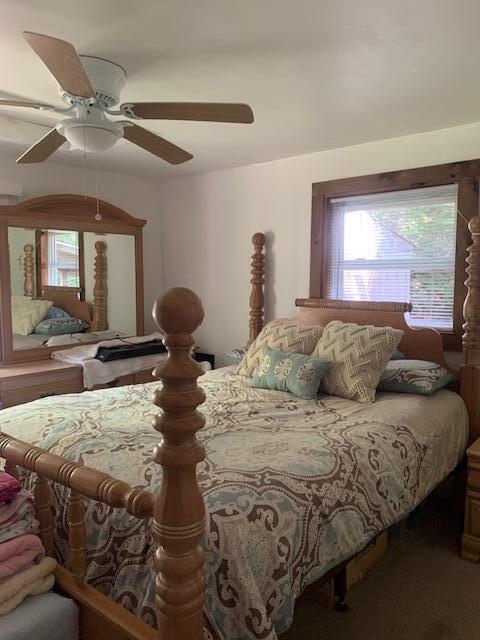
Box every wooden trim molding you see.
[310,160,480,348]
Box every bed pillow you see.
[250,348,329,400]
[43,306,71,320]
[312,321,403,404]
[11,296,53,336]
[378,359,455,395]
[237,319,324,377]
[33,317,90,336]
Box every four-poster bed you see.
[0,216,478,639]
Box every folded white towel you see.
[0,556,56,615]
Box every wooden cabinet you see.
[462,438,480,562]
[0,361,84,408]
[0,361,159,409]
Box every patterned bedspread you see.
[0,366,468,639]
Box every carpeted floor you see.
[281,513,480,640]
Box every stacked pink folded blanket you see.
[0,472,57,615]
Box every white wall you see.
[158,120,480,365]
[0,151,162,332]
[84,232,137,335]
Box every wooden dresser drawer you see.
[0,364,83,408]
[134,369,156,385]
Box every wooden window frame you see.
[310,160,480,351]
[35,229,85,300]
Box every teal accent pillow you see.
[33,317,89,335]
[43,306,71,320]
[377,359,455,395]
[250,348,329,400]
[390,350,405,360]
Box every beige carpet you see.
[281,514,480,640]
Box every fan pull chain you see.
[83,126,87,200]
[95,153,102,221]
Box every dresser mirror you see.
[0,195,145,364]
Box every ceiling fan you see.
[0,32,254,165]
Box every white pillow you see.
[11,296,53,336]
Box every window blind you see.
[327,184,458,331]
[41,230,80,287]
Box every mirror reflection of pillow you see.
[11,296,53,336]
[33,318,90,336]
[43,306,71,320]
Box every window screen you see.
[327,184,458,330]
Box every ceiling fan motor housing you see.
[58,56,126,108]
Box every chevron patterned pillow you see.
[312,321,403,403]
[237,319,324,377]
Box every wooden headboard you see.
[23,240,108,331]
[294,298,448,368]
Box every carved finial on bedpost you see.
[463,216,480,365]
[249,232,266,345]
[151,287,206,640]
[91,241,107,331]
[23,244,34,297]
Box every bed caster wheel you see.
[334,601,350,613]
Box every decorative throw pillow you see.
[390,350,405,360]
[237,319,324,377]
[33,317,90,335]
[43,306,71,320]
[226,346,248,365]
[378,360,455,395]
[251,348,329,400]
[11,296,53,336]
[312,321,403,404]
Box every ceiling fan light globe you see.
[64,125,118,152]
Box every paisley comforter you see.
[0,366,468,639]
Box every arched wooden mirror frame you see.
[0,194,146,365]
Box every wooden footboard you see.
[0,287,208,640]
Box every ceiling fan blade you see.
[23,31,95,99]
[16,128,66,164]
[0,99,40,108]
[121,102,254,124]
[0,98,58,114]
[123,123,193,164]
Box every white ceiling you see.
[1,0,480,180]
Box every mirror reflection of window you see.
[36,229,82,288]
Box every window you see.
[38,229,81,287]
[326,185,458,330]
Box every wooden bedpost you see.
[91,240,108,331]
[461,215,480,562]
[151,287,207,640]
[460,215,480,446]
[249,232,266,345]
[23,243,34,297]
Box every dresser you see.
[0,360,84,408]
